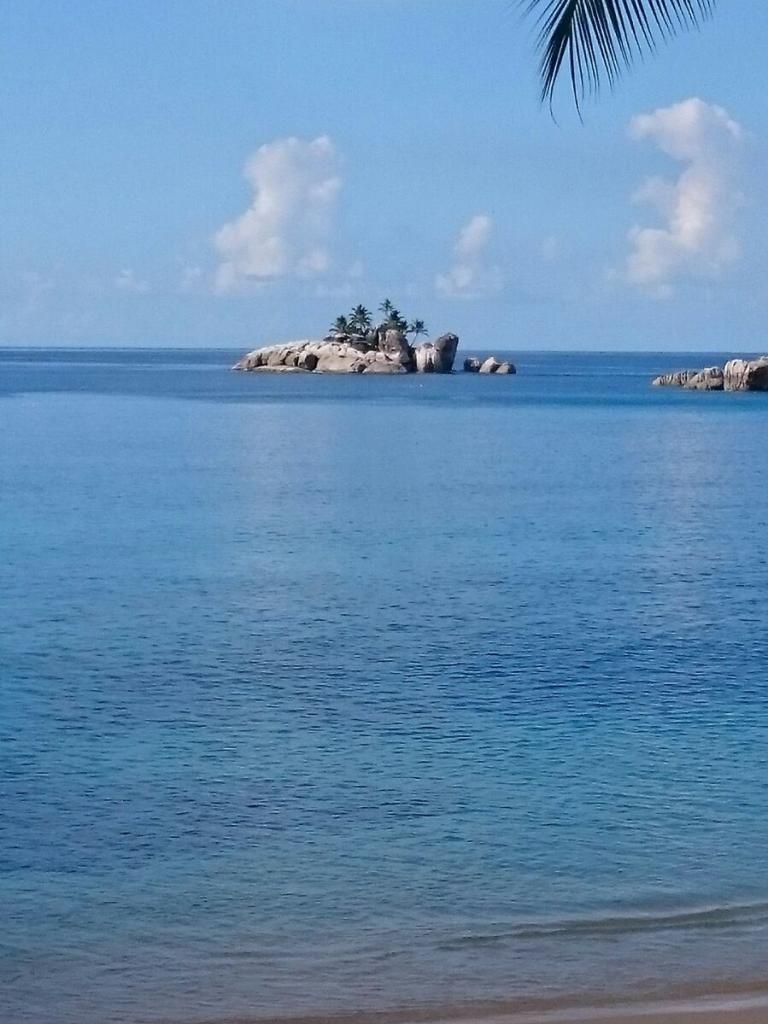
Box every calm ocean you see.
[3,348,768,1024]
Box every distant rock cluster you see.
[652,357,768,392]
[234,330,520,379]
[233,330,459,375]
[464,356,516,375]
[652,367,724,391]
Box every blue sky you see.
[2,0,768,350]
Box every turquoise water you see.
[3,348,768,1024]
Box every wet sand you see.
[484,996,768,1024]
[471,1005,768,1024]
[259,1008,768,1024]
[248,988,768,1024]
[559,1011,768,1024]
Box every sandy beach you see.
[482,995,768,1024]
[256,1010,768,1024]
[261,1007,768,1024]
[459,1006,768,1024]
[254,987,768,1024]
[550,1011,768,1024]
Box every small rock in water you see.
[477,356,516,375]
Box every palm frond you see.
[524,0,715,109]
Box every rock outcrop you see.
[652,369,700,388]
[652,357,768,392]
[688,367,725,390]
[478,356,516,375]
[652,367,724,390]
[414,334,459,373]
[235,340,369,373]
[379,328,415,369]
[464,355,515,374]
[234,330,459,375]
[723,357,768,391]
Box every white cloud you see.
[214,135,342,294]
[624,98,744,294]
[114,268,150,294]
[436,214,501,299]
[178,265,205,293]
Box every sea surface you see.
[3,348,768,1024]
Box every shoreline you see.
[216,983,768,1024]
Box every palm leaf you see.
[524,0,715,109]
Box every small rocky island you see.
[652,357,768,392]
[234,300,515,376]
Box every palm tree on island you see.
[331,314,350,335]
[524,0,714,107]
[349,305,373,335]
[330,301,427,348]
[384,307,409,333]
